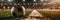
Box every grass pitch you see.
[0,9,32,20]
[0,9,60,20]
[0,10,20,20]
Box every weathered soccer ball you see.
[11,6,25,17]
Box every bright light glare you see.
[34,0,36,2]
[8,0,13,2]
[23,0,25,1]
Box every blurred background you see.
[0,0,60,20]
[0,0,60,9]
[0,0,51,9]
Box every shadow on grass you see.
[0,16,23,20]
[46,16,60,20]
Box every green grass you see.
[0,10,23,20]
[38,10,60,17]
[0,10,11,17]
[0,10,32,20]
[0,9,60,20]
[38,10,60,20]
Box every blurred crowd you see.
[0,3,44,9]
[42,2,60,9]
[0,3,13,9]
[0,2,60,9]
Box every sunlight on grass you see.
[0,9,60,20]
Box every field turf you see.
[0,9,60,20]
